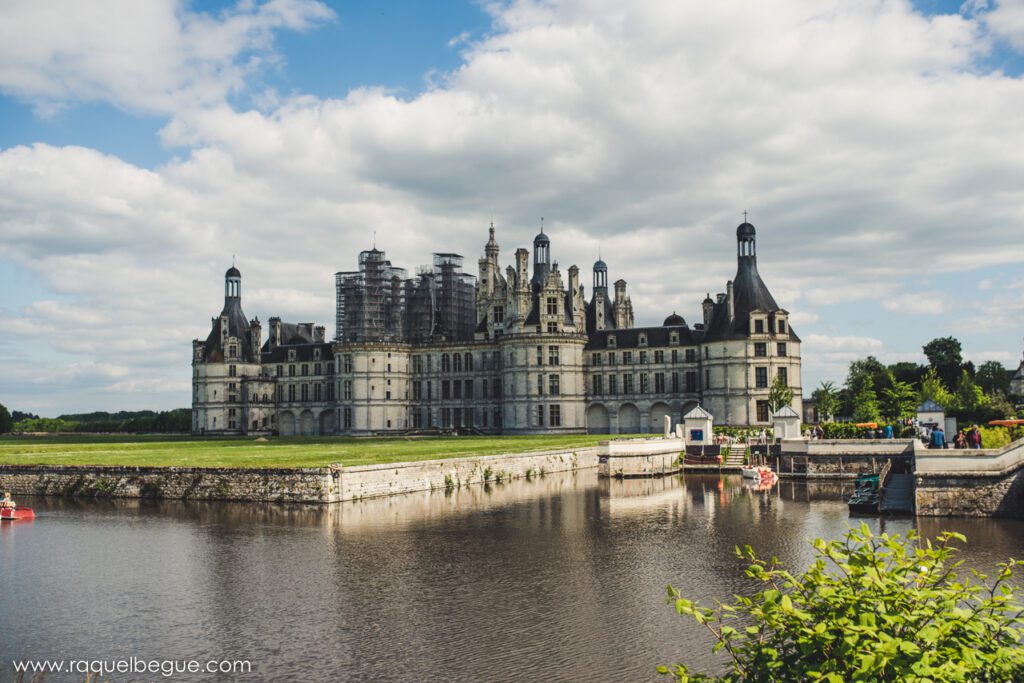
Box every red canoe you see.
[0,507,34,521]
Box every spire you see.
[485,221,500,260]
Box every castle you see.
[191,220,802,435]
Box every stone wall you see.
[596,437,683,478]
[0,447,599,504]
[915,439,1024,518]
[0,465,334,503]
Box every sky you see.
[2,0,1024,416]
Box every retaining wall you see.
[915,440,1024,518]
[0,447,599,504]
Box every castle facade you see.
[192,221,802,435]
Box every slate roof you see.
[262,342,334,364]
[203,298,256,363]
[585,294,615,335]
[585,324,697,350]
[917,399,945,413]
[683,404,713,420]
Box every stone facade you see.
[192,220,802,435]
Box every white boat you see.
[741,465,775,480]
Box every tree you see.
[851,380,881,423]
[923,336,964,389]
[0,403,11,434]
[977,360,1011,396]
[660,526,1024,682]
[766,375,794,414]
[879,381,917,422]
[811,381,839,422]
[847,356,893,395]
[951,368,987,419]
[888,361,925,387]
[919,367,953,409]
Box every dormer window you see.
[288,349,296,361]
[314,349,321,361]
[754,319,765,334]
[670,332,679,345]
[639,333,648,347]
[778,319,786,334]
[546,297,559,315]
[228,344,237,357]
[608,334,617,348]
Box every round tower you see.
[225,265,241,301]
[737,221,756,260]
[531,223,551,289]
[592,257,608,292]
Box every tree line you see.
[0,405,191,434]
[811,336,1019,426]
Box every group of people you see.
[954,425,984,450]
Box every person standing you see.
[931,425,946,450]
[970,426,982,449]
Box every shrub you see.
[660,525,1024,682]
[980,426,1012,450]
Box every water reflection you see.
[2,472,1022,682]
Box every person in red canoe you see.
[0,491,14,509]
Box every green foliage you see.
[767,375,794,414]
[12,417,79,433]
[60,409,192,433]
[976,361,1011,396]
[889,361,926,387]
[660,526,1024,682]
[919,367,954,409]
[0,403,12,434]
[811,382,840,422]
[924,336,965,389]
[847,356,893,395]
[850,376,880,423]
[980,426,1013,450]
[951,369,987,417]
[879,381,917,422]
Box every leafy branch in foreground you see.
[660,525,1024,682]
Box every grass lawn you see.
[0,434,631,469]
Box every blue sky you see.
[2,0,1024,415]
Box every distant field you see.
[0,434,627,469]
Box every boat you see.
[848,474,880,515]
[741,465,776,480]
[0,506,35,521]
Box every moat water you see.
[3,473,1023,681]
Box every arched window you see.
[453,353,462,372]
[465,353,473,371]
[441,353,451,372]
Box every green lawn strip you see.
[0,434,636,468]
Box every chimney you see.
[727,280,735,322]
[702,295,714,327]
[269,317,282,350]
[515,249,529,287]
[315,325,326,343]
[250,317,262,355]
[614,279,627,304]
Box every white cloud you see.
[0,0,334,115]
[880,292,950,315]
[2,0,1024,412]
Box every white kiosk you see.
[772,405,803,440]
[682,405,714,447]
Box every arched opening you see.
[586,403,610,434]
[279,411,296,437]
[319,410,335,435]
[300,410,315,436]
[650,402,672,434]
[618,403,640,434]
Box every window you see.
[655,350,664,364]
[756,400,770,422]
[343,407,352,429]
[777,343,787,357]
[343,355,353,373]
[482,379,488,397]
[493,306,504,323]
[288,385,296,402]
[276,365,283,377]
[314,349,321,361]
[288,349,296,361]
[622,374,634,394]
[754,319,765,334]
[686,371,697,393]
[537,375,545,396]
[413,381,422,400]
[639,351,648,364]
[546,297,559,315]
[592,375,603,395]
[546,322,558,333]
[704,347,710,359]
[315,384,322,401]
[672,371,680,392]
[413,411,423,429]
[549,405,561,427]
[301,384,309,401]
[640,373,649,394]
[412,356,423,374]
[548,346,559,365]
[537,405,545,426]
[465,353,473,371]
[608,335,616,348]
[536,346,544,365]
[314,363,322,375]
[755,367,768,388]
[591,353,602,366]
[686,349,696,362]
[442,354,451,372]
[453,381,462,399]
[655,373,665,393]
[344,381,352,400]
[705,368,710,388]
[549,374,560,396]
[778,320,786,334]
[608,352,616,365]
[754,342,767,357]
[465,379,474,398]
[670,332,679,345]
[608,375,618,395]
[453,354,462,372]
[229,365,237,377]
[778,367,788,384]
[623,351,633,365]
[638,333,647,347]
[288,364,296,377]
[442,381,451,399]
[327,383,334,400]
